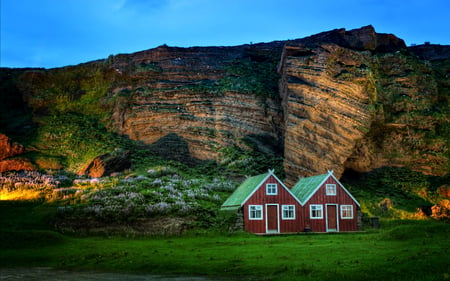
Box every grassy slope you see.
[342,167,450,220]
[0,201,449,281]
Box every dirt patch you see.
[55,217,193,236]
[0,267,221,281]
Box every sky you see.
[1,0,449,69]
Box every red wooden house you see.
[291,171,360,232]
[220,169,303,234]
[221,170,360,234]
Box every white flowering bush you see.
[54,166,238,225]
[0,171,62,190]
[0,170,71,200]
[0,164,241,227]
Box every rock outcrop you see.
[0,134,25,160]
[278,42,375,184]
[79,150,131,178]
[279,26,448,184]
[107,43,284,162]
[0,134,34,172]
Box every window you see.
[249,205,263,220]
[282,205,296,220]
[310,205,323,219]
[266,183,278,195]
[341,205,353,219]
[326,184,336,195]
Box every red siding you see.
[243,175,304,234]
[303,176,359,232]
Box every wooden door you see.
[266,205,278,233]
[327,205,338,232]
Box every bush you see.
[55,171,238,226]
[379,220,450,240]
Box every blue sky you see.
[1,0,449,68]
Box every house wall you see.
[303,177,359,232]
[243,175,304,234]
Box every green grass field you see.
[0,201,448,281]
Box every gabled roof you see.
[221,170,360,211]
[220,172,270,211]
[291,173,329,204]
[291,171,360,206]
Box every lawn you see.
[0,201,448,281]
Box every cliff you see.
[0,25,449,184]
[278,26,449,184]
[107,43,284,162]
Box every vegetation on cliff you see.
[370,50,450,175]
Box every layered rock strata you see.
[279,43,375,184]
[108,44,284,161]
[279,26,449,184]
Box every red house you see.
[221,170,360,234]
[220,169,303,234]
[291,171,360,232]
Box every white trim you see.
[240,170,303,208]
[326,204,339,232]
[310,204,323,219]
[265,204,280,233]
[248,205,263,220]
[240,173,272,207]
[326,184,336,196]
[301,175,330,205]
[340,205,354,219]
[269,171,303,206]
[302,171,360,207]
[328,172,360,207]
[266,183,278,195]
[281,205,296,220]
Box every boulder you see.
[0,134,35,172]
[79,150,131,178]
[0,158,35,173]
[0,134,25,161]
[297,25,406,53]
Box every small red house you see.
[221,170,360,234]
[220,169,303,234]
[291,171,360,232]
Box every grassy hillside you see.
[342,167,449,221]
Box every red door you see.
[267,205,279,233]
[327,205,338,232]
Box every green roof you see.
[291,173,328,203]
[220,173,269,211]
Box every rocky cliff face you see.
[0,26,448,183]
[107,43,284,162]
[279,26,449,184]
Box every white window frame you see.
[282,205,296,220]
[326,184,336,196]
[340,205,354,219]
[266,183,278,195]
[248,205,263,220]
[310,204,323,219]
